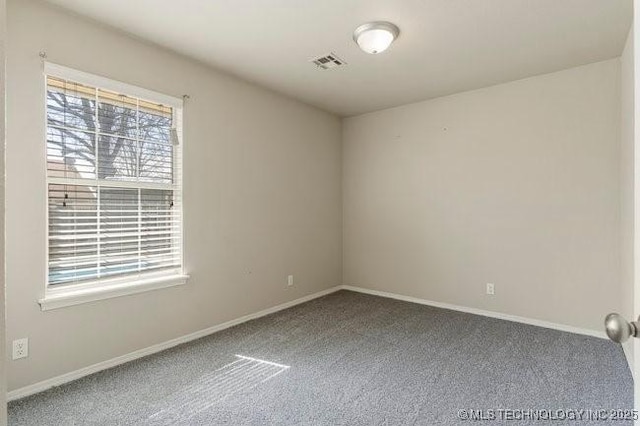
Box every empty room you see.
[1,0,639,424]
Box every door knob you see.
[604,313,639,343]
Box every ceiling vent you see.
[310,53,346,70]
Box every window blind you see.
[46,74,182,286]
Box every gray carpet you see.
[8,290,633,425]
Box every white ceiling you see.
[44,0,632,117]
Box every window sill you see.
[38,274,190,311]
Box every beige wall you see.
[6,0,342,391]
[621,28,635,372]
[343,59,622,332]
[0,0,6,421]
[633,0,640,405]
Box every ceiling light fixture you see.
[353,21,400,54]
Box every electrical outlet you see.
[486,283,495,295]
[12,338,28,360]
[287,275,294,287]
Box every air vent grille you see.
[310,53,346,70]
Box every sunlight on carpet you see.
[148,355,290,424]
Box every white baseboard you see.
[8,284,615,402]
[8,286,342,402]
[339,285,607,340]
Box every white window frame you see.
[39,63,188,311]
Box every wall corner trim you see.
[7,285,342,401]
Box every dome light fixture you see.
[353,21,400,54]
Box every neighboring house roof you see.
[48,159,97,200]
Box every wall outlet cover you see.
[12,338,28,360]
[486,283,495,295]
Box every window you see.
[43,63,185,304]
